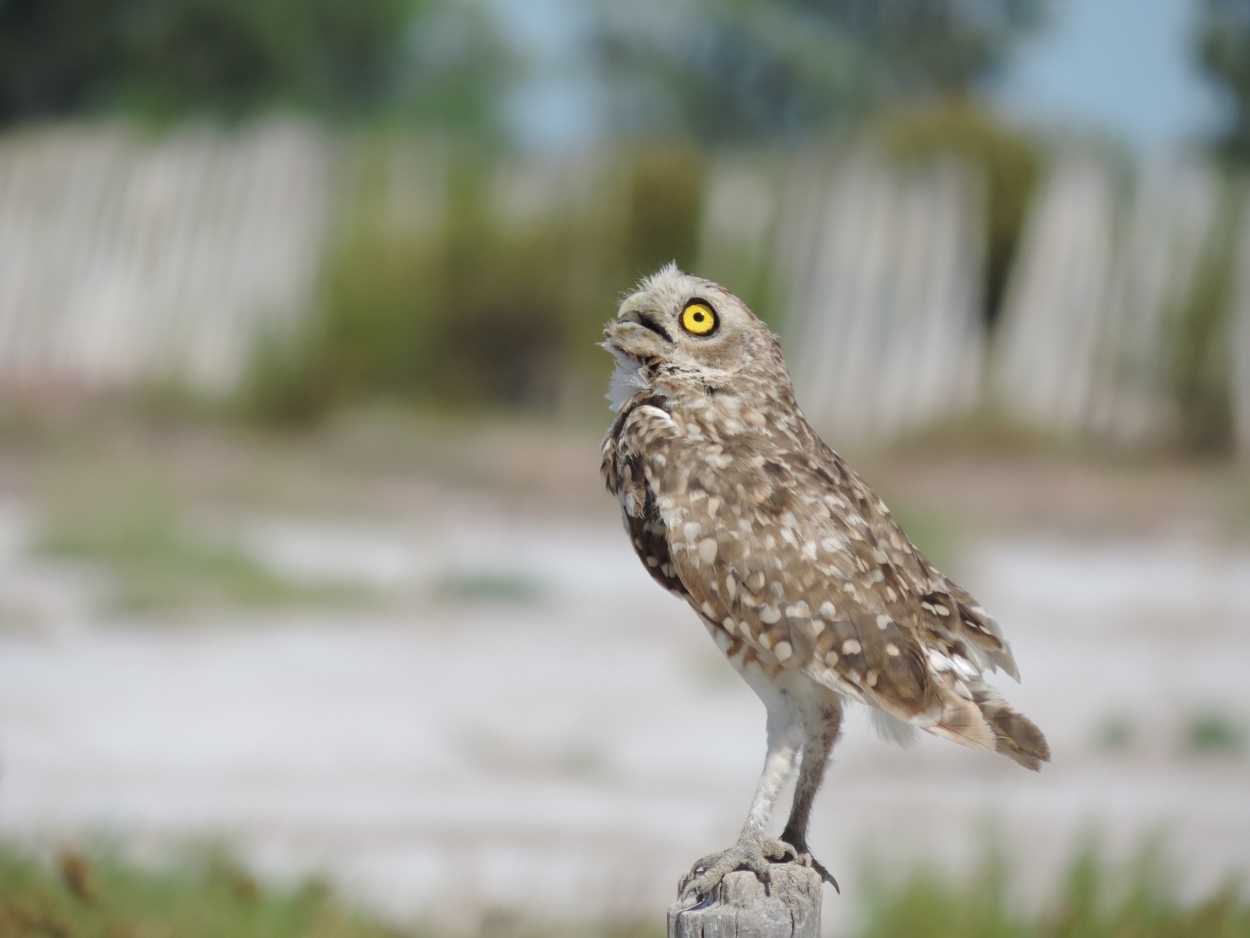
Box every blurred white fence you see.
[992,156,1223,447]
[696,151,986,441]
[1234,201,1250,460]
[0,121,1248,454]
[770,155,984,440]
[0,121,337,394]
[703,148,1249,454]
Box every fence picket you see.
[0,124,1243,454]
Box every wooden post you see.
[667,866,822,938]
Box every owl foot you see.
[778,831,840,893]
[795,851,840,893]
[678,836,796,904]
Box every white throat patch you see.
[605,349,648,412]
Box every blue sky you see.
[994,0,1228,149]
[488,0,1231,152]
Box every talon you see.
[777,835,840,893]
[677,837,779,902]
[809,855,840,893]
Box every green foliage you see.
[434,569,547,603]
[593,0,1050,144]
[1167,176,1243,454]
[399,3,519,142]
[0,847,403,938]
[116,0,418,117]
[34,487,368,611]
[875,100,1042,327]
[622,145,706,276]
[860,841,1250,938]
[1095,713,1137,752]
[428,168,582,406]
[1183,710,1247,756]
[1196,0,1250,163]
[242,140,707,423]
[859,858,1027,938]
[246,161,571,420]
[0,0,513,133]
[5,841,1246,938]
[0,844,660,938]
[244,214,442,422]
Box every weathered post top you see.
[667,866,823,938]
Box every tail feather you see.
[928,685,997,752]
[988,708,1050,770]
[971,683,1051,771]
[917,675,1051,770]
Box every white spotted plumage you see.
[601,266,1050,903]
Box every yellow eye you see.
[681,302,717,336]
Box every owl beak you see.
[603,319,663,360]
[604,293,672,359]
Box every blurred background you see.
[1,0,1250,935]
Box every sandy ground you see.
[1,454,1249,933]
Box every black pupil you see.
[693,311,704,321]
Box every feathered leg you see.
[679,707,803,903]
[779,702,843,892]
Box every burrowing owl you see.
[601,265,1048,902]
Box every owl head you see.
[602,264,787,411]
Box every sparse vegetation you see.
[241,144,708,424]
[0,846,408,938]
[433,569,547,604]
[2,841,1247,938]
[859,841,1250,938]
[1095,713,1137,752]
[875,100,1043,328]
[1196,0,1250,163]
[1183,709,1247,757]
[1167,175,1245,455]
[33,487,371,612]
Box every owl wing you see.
[650,431,1025,755]
[602,400,691,598]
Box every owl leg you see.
[678,709,802,903]
[778,704,844,892]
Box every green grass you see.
[0,846,658,938]
[0,848,401,938]
[433,569,546,604]
[1095,713,1137,752]
[860,842,1250,938]
[33,490,372,613]
[1183,710,1247,757]
[3,842,1246,938]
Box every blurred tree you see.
[875,101,1041,327]
[0,0,513,134]
[1196,0,1250,161]
[0,0,130,120]
[594,0,1050,143]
